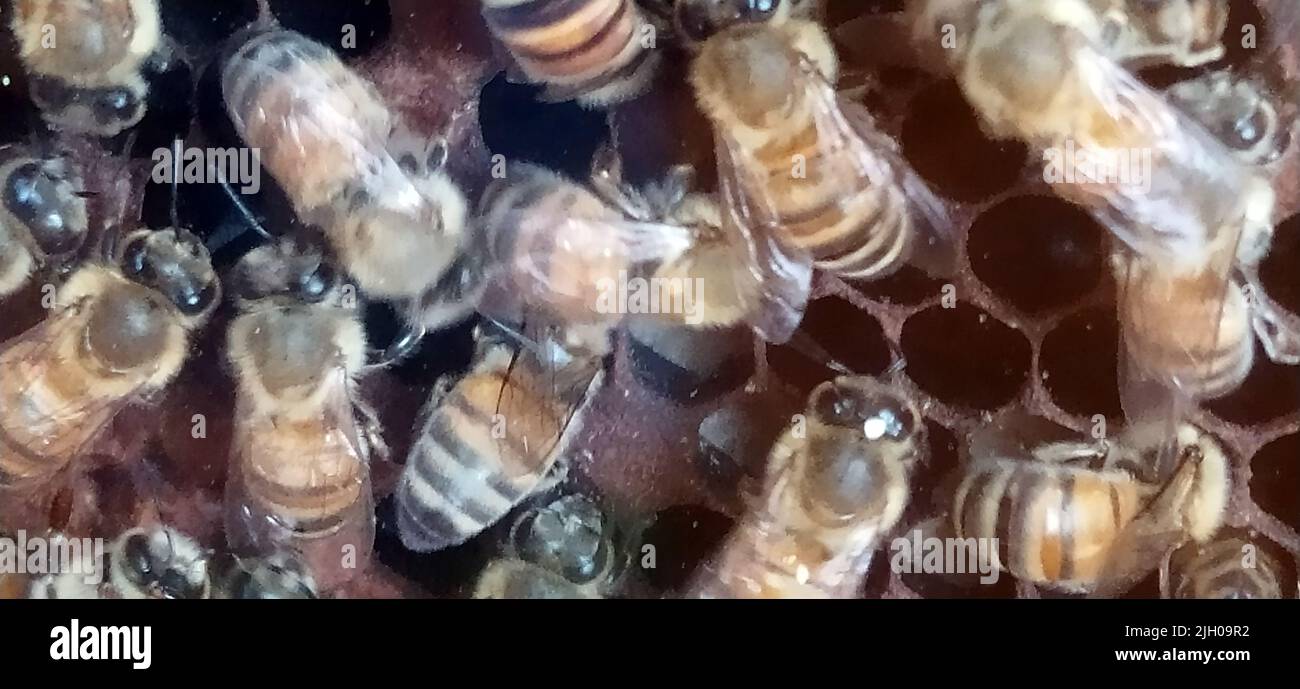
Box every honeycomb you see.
[0,0,1295,599]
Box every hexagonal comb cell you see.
[1249,433,1300,534]
[968,196,1105,315]
[1260,213,1300,315]
[901,81,1028,203]
[900,303,1032,410]
[639,505,735,595]
[767,296,893,397]
[1039,308,1123,420]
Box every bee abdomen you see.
[481,0,658,105]
[244,466,363,539]
[396,386,541,552]
[954,464,1143,587]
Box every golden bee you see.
[952,422,1229,595]
[28,525,210,600]
[10,0,163,136]
[1165,532,1292,599]
[224,236,382,591]
[0,227,218,533]
[686,376,921,598]
[474,493,628,598]
[0,146,89,299]
[395,324,605,553]
[478,0,661,108]
[690,18,954,341]
[221,28,473,329]
[911,0,1293,420]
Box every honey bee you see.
[1165,71,1291,166]
[1093,0,1228,68]
[10,0,163,136]
[686,376,921,598]
[1164,532,1292,599]
[912,0,1294,422]
[952,422,1229,595]
[0,227,218,533]
[395,325,605,553]
[667,0,822,45]
[474,492,629,598]
[690,19,955,341]
[221,29,472,327]
[478,0,661,107]
[224,236,381,590]
[28,525,210,599]
[0,147,89,299]
[209,551,319,599]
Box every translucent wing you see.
[222,31,418,216]
[0,302,155,502]
[714,130,815,344]
[225,361,374,590]
[817,71,958,277]
[1052,42,1261,264]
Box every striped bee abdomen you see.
[238,420,367,539]
[953,462,1148,588]
[480,0,660,106]
[397,369,566,553]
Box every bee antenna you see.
[170,138,182,229]
[785,330,853,375]
[217,174,274,241]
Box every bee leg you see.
[353,397,391,465]
[589,142,653,221]
[1242,279,1300,364]
[369,321,427,369]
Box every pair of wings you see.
[489,57,954,344]
[1035,39,1295,445]
[965,413,1194,598]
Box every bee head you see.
[675,0,784,44]
[116,528,209,600]
[512,495,611,585]
[117,228,220,320]
[2,157,89,258]
[230,234,340,307]
[803,377,921,519]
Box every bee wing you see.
[714,131,815,344]
[832,94,958,278]
[966,409,1088,464]
[226,362,374,570]
[1088,452,1202,598]
[1062,43,1257,262]
[486,206,697,317]
[0,303,154,479]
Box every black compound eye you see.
[122,535,154,584]
[120,237,155,283]
[5,163,82,255]
[93,88,139,125]
[738,0,779,21]
[296,261,335,302]
[1233,109,1268,147]
[158,570,194,599]
[812,385,864,428]
[176,281,218,316]
[677,1,722,42]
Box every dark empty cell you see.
[968,196,1104,314]
[365,303,478,389]
[268,0,391,57]
[896,522,1020,599]
[625,321,754,405]
[900,303,1031,410]
[479,72,609,181]
[639,504,734,594]
[1249,433,1300,533]
[1260,213,1300,315]
[695,393,798,503]
[127,59,194,158]
[1225,0,1266,68]
[0,72,34,145]
[903,420,959,524]
[374,496,493,598]
[849,263,946,305]
[767,296,892,396]
[901,80,1027,203]
[159,0,260,48]
[1040,308,1123,420]
[1204,340,1300,424]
